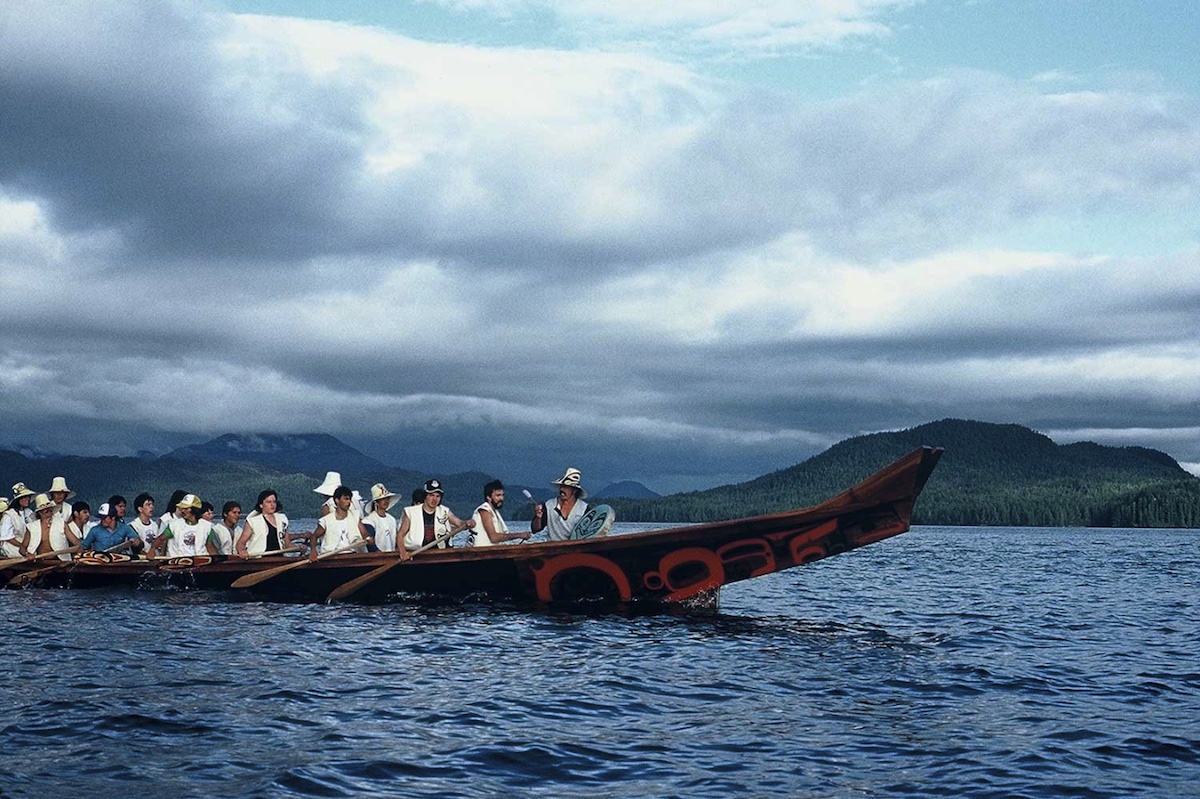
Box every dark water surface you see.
[3,526,1198,798]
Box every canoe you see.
[2,446,942,605]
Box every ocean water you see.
[2,525,1198,798]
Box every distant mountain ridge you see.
[608,419,1199,527]
[165,433,388,476]
[593,480,660,500]
[3,420,1197,528]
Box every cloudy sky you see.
[2,0,1198,493]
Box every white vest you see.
[27,518,53,555]
[0,508,28,557]
[401,504,453,551]
[63,520,86,559]
[469,502,508,547]
[210,522,238,555]
[543,499,588,541]
[241,512,289,557]
[318,510,364,554]
[45,516,69,556]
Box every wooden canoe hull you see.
[2,447,942,604]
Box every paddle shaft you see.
[0,545,81,570]
[324,526,458,603]
[230,539,367,589]
[4,540,130,587]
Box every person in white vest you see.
[313,485,370,554]
[0,482,37,558]
[27,493,61,556]
[313,471,342,518]
[62,501,90,556]
[531,468,589,542]
[362,483,399,552]
[149,494,215,557]
[235,488,291,558]
[46,476,75,527]
[469,480,530,547]
[209,501,242,556]
[397,479,474,552]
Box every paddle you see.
[0,545,81,570]
[5,540,132,587]
[230,539,367,590]
[324,527,458,603]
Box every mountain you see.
[0,434,495,525]
[165,433,387,477]
[4,420,1197,528]
[593,480,660,500]
[607,419,1200,528]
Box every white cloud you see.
[427,0,914,52]
[3,3,1200,483]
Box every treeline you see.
[5,419,1198,528]
[606,419,1200,528]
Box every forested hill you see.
[607,419,1200,528]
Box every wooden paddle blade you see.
[325,560,402,603]
[324,529,455,603]
[6,563,70,587]
[229,557,310,589]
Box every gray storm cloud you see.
[1,2,1198,488]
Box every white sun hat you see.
[47,476,76,499]
[550,467,587,499]
[33,493,56,515]
[314,471,342,496]
[366,483,399,513]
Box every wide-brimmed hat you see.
[33,493,56,515]
[47,476,76,499]
[423,479,444,495]
[366,483,398,512]
[0,498,8,514]
[11,483,36,502]
[314,471,342,496]
[551,467,587,499]
[177,494,203,511]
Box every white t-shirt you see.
[364,510,398,552]
[163,518,213,557]
[129,517,162,549]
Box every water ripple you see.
[2,527,1199,798]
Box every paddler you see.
[313,485,371,554]
[531,468,590,542]
[148,494,213,557]
[0,482,37,558]
[81,503,144,555]
[313,471,342,518]
[235,488,292,558]
[28,493,61,555]
[468,480,530,547]
[363,483,400,552]
[396,479,473,553]
[46,476,75,526]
